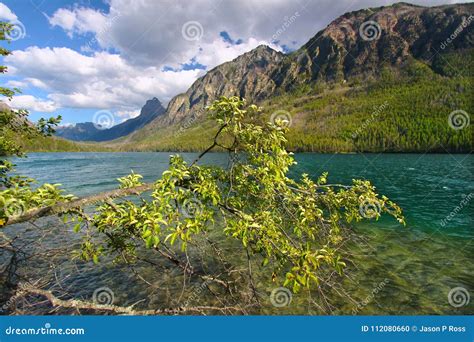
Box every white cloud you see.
[195,37,282,69]
[46,0,292,69]
[6,78,48,90]
[6,80,27,88]
[8,0,471,118]
[115,109,140,119]
[48,0,468,69]
[0,3,18,21]
[58,122,75,127]
[48,7,108,38]
[8,95,58,113]
[5,46,202,112]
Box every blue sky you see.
[0,0,468,126]
[1,1,115,124]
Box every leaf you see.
[73,223,81,233]
[145,235,154,249]
[142,230,152,239]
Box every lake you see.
[3,152,473,314]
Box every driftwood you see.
[19,286,245,315]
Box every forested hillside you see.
[109,53,472,153]
[106,2,472,153]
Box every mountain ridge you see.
[57,2,473,153]
[140,2,472,131]
[55,97,166,141]
[114,2,472,153]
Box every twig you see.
[191,124,227,166]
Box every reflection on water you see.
[2,153,473,314]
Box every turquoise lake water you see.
[3,152,473,314]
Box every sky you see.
[0,0,470,126]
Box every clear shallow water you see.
[3,152,473,314]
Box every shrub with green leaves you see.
[75,96,404,293]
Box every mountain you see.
[56,97,165,141]
[116,2,474,153]
[273,2,473,88]
[55,122,102,141]
[0,101,109,153]
[136,46,285,137]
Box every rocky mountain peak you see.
[55,97,165,141]
[148,2,473,127]
[158,44,284,124]
[272,2,473,88]
[141,97,165,117]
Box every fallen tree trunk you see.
[20,286,245,315]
